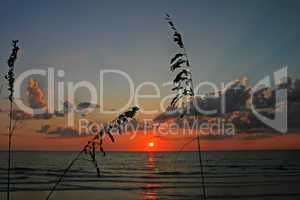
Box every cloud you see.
[37,125,85,137]
[48,127,81,137]
[27,79,47,109]
[54,101,100,117]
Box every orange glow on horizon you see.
[0,128,300,151]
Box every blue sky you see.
[0,0,300,106]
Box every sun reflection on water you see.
[140,191,158,200]
[140,153,160,200]
[145,152,157,170]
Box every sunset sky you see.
[1,0,300,151]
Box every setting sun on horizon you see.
[148,142,155,148]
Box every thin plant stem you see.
[6,40,19,200]
[184,40,207,200]
[197,128,207,199]
[46,150,84,200]
[191,75,207,200]
[7,100,13,200]
[46,106,139,200]
[173,136,198,171]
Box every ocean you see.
[0,150,300,200]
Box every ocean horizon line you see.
[1,149,300,153]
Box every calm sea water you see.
[0,151,300,200]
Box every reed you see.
[46,106,139,200]
[5,40,20,200]
[165,14,207,199]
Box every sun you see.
[148,142,154,148]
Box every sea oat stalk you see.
[5,40,20,200]
[165,14,207,199]
[46,106,139,200]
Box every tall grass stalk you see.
[165,14,207,199]
[5,40,20,200]
[46,106,139,200]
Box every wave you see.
[1,151,300,199]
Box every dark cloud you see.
[48,127,81,137]
[37,125,86,137]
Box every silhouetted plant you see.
[165,14,194,112]
[165,14,207,199]
[4,40,20,200]
[46,106,139,200]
